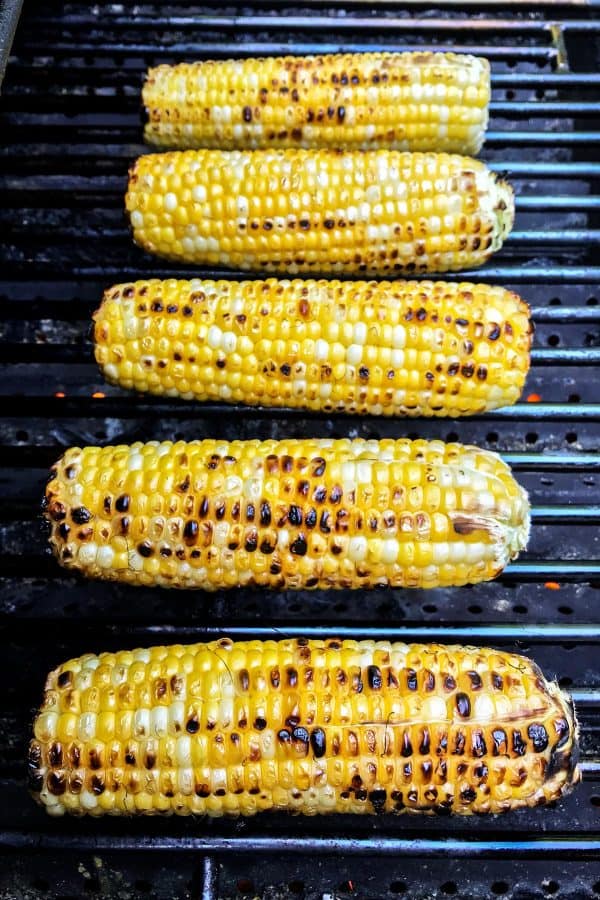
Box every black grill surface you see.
[1,2,600,898]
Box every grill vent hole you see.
[491,883,509,896]
[446,431,459,443]
[549,296,562,306]
[338,881,355,893]
[16,429,29,442]
[513,604,528,614]
[590,796,600,807]
[288,881,304,894]
[568,393,580,403]
[422,603,437,614]
[32,879,50,891]
[543,881,560,895]
[134,880,152,893]
[390,882,407,894]
[526,432,538,444]
[558,605,573,615]
[566,432,578,444]
[468,604,483,615]
[440,882,458,895]
[587,296,598,306]
[559,676,573,688]
[83,880,100,894]
[237,879,255,895]
[547,334,560,346]
[593,882,600,894]
[486,431,499,444]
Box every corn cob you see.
[94,278,531,417]
[29,638,580,818]
[44,438,529,590]
[125,149,514,274]
[143,52,490,155]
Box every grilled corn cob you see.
[94,278,531,417]
[29,638,580,818]
[125,149,514,274]
[44,438,530,590]
[143,52,490,155]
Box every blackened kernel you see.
[47,772,66,796]
[477,365,488,380]
[461,363,475,378]
[245,530,258,552]
[186,716,200,734]
[488,325,501,341]
[292,726,310,746]
[115,494,130,512]
[137,541,153,557]
[423,670,435,692]
[254,717,267,731]
[243,105,252,122]
[290,534,307,556]
[401,731,412,758]
[512,729,527,756]
[48,742,63,767]
[199,496,209,518]
[359,366,369,379]
[447,362,460,376]
[330,485,343,503]
[492,728,508,755]
[310,727,326,758]
[528,723,549,752]
[456,692,471,718]
[260,500,272,526]
[288,505,303,526]
[367,665,382,690]
[183,520,199,544]
[554,717,570,749]
[467,671,482,690]
[461,786,477,803]
[419,727,430,755]
[444,674,457,691]
[471,730,487,758]
[246,502,255,521]
[453,731,466,754]
[71,506,91,525]
[260,539,274,554]
[287,667,298,688]
[406,668,418,691]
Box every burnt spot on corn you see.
[444,674,456,692]
[137,541,153,557]
[471,731,487,758]
[186,715,200,734]
[310,727,326,758]
[553,717,570,750]
[456,693,471,718]
[528,723,549,752]
[57,670,73,689]
[512,729,527,757]
[401,731,412,758]
[71,506,91,525]
[368,666,382,690]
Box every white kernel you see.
[128,452,143,471]
[78,543,98,566]
[170,702,185,734]
[365,124,376,139]
[128,551,144,572]
[423,695,447,719]
[78,712,97,742]
[381,539,399,564]
[192,184,207,202]
[473,694,495,721]
[341,461,356,483]
[391,349,405,368]
[237,196,249,216]
[319,383,332,398]
[212,522,229,547]
[221,331,237,353]
[411,83,423,101]
[315,339,329,362]
[316,171,329,188]
[134,708,150,738]
[353,322,367,345]
[357,461,372,483]
[178,768,194,795]
[346,344,362,365]
[182,237,195,254]
[207,325,223,349]
[79,790,99,811]
[130,210,144,228]
[366,185,381,203]
[358,202,370,221]
[151,706,169,737]
[164,192,177,212]
[392,325,406,349]
[176,735,192,766]
[233,124,244,140]
[348,536,367,562]
[96,546,114,569]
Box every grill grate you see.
[1,1,600,898]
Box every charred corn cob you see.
[29,638,580,818]
[45,438,530,590]
[143,52,490,155]
[125,149,514,274]
[94,278,531,417]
